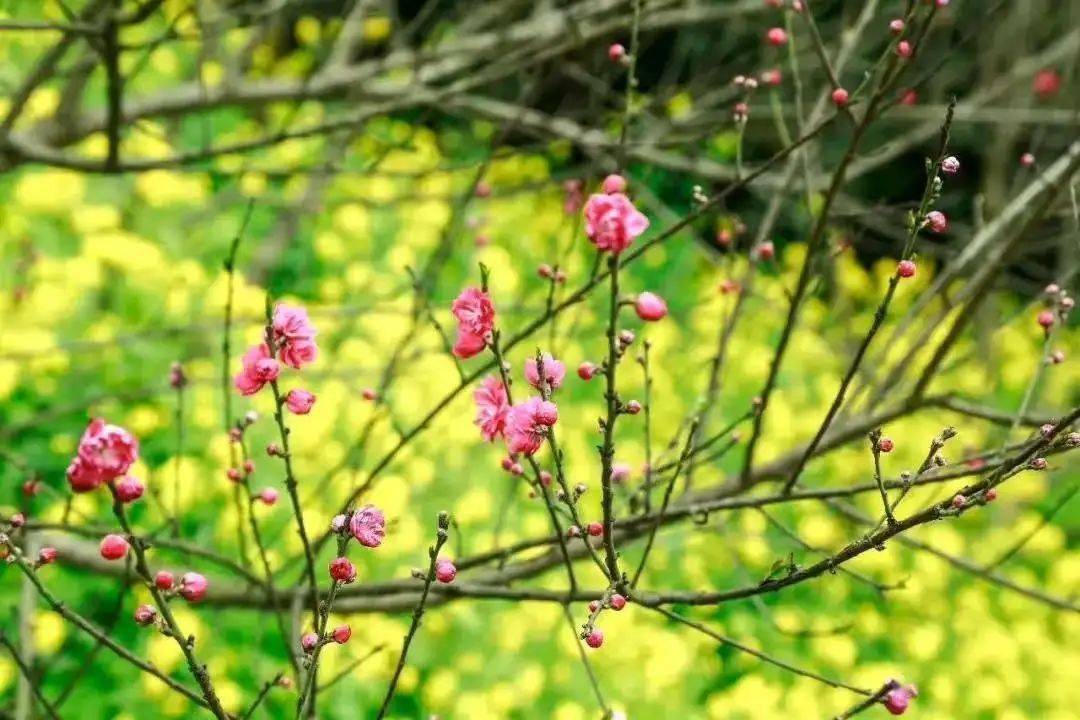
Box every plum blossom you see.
[271,304,319,369]
[285,389,316,415]
[505,397,559,456]
[234,344,280,396]
[524,353,566,391]
[583,193,649,253]
[451,287,496,359]
[350,505,387,548]
[474,375,510,442]
[77,418,139,481]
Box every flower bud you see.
[100,534,130,561]
[435,559,457,584]
[155,570,175,590]
[134,604,157,626]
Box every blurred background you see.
[0,1,1078,718]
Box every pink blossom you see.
[941,156,960,174]
[76,418,139,483]
[38,547,58,565]
[179,572,208,602]
[301,632,319,653]
[155,571,174,590]
[611,463,631,483]
[578,362,599,380]
[583,193,649,253]
[608,43,626,62]
[350,505,386,548]
[884,684,918,715]
[831,87,849,107]
[234,344,280,396]
[272,304,319,369]
[451,287,496,359]
[634,292,668,321]
[505,397,559,456]
[1037,310,1055,329]
[610,593,627,611]
[524,353,567,391]
[258,488,279,505]
[474,375,510,441]
[285,389,316,415]
[897,260,916,278]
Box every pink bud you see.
[897,260,916,278]
[1041,423,1056,438]
[896,40,913,58]
[766,27,788,46]
[22,480,40,497]
[510,462,524,476]
[602,174,627,194]
[179,572,208,602]
[756,241,775,261]
[537,264,554,279]
[115,476,144,503]
[761,69,782,86]
[951,494,967,509]
[608,43,626,62]
[285,389,316,415]
[588,600,600,613]
[899,89,918,106]
[1020,152,1036,167]
[330,514,348,533]
[301,632,319,653]
[624,400,642,415]
[635,292,668,321]
[610,593,627,611]
[941,156,960,174]
[134,604,157,626]
[567,525,581,538]
[1049,349,1065,364]
[1030,457,1047,470]
[984,488,998,502]
[329,556,357,584]
[332,625,351,644]
[169,361,187,390]
[610,463,630,484]
[878,438,894,453]
[435,559,457,584]
[884,688,911,715]
[100,534,129,561]
[924,211,948,233]
[587,522,603,537]
[1044,283,1060,295]
[535,401,559,426]
[585,629,604,648]
[361,387,378,401]
[538,471,553,487]
[1033,68,1061,99]
[889,19,905,35]
[243,459,255,474]
[38,547,57,565]
[226,468,242,482]
[266,443,281,457]
[1037,310,1055,329]
[831,87,850,107]
[258,488,279,505]
[155,570,175,590]
[9,512,25,528]
[578,362,598,381]
[618,330,636,346]
[474,181,492,198]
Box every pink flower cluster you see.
[451,287,496,359]
[235,303,318,414]
[66,418,140,494]
[583,175,649,253]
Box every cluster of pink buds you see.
[1037,283,1073,334]
[301,624,352,655]
[537,263,567,284]
[134,570,210,608]
[235,304,318,414]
